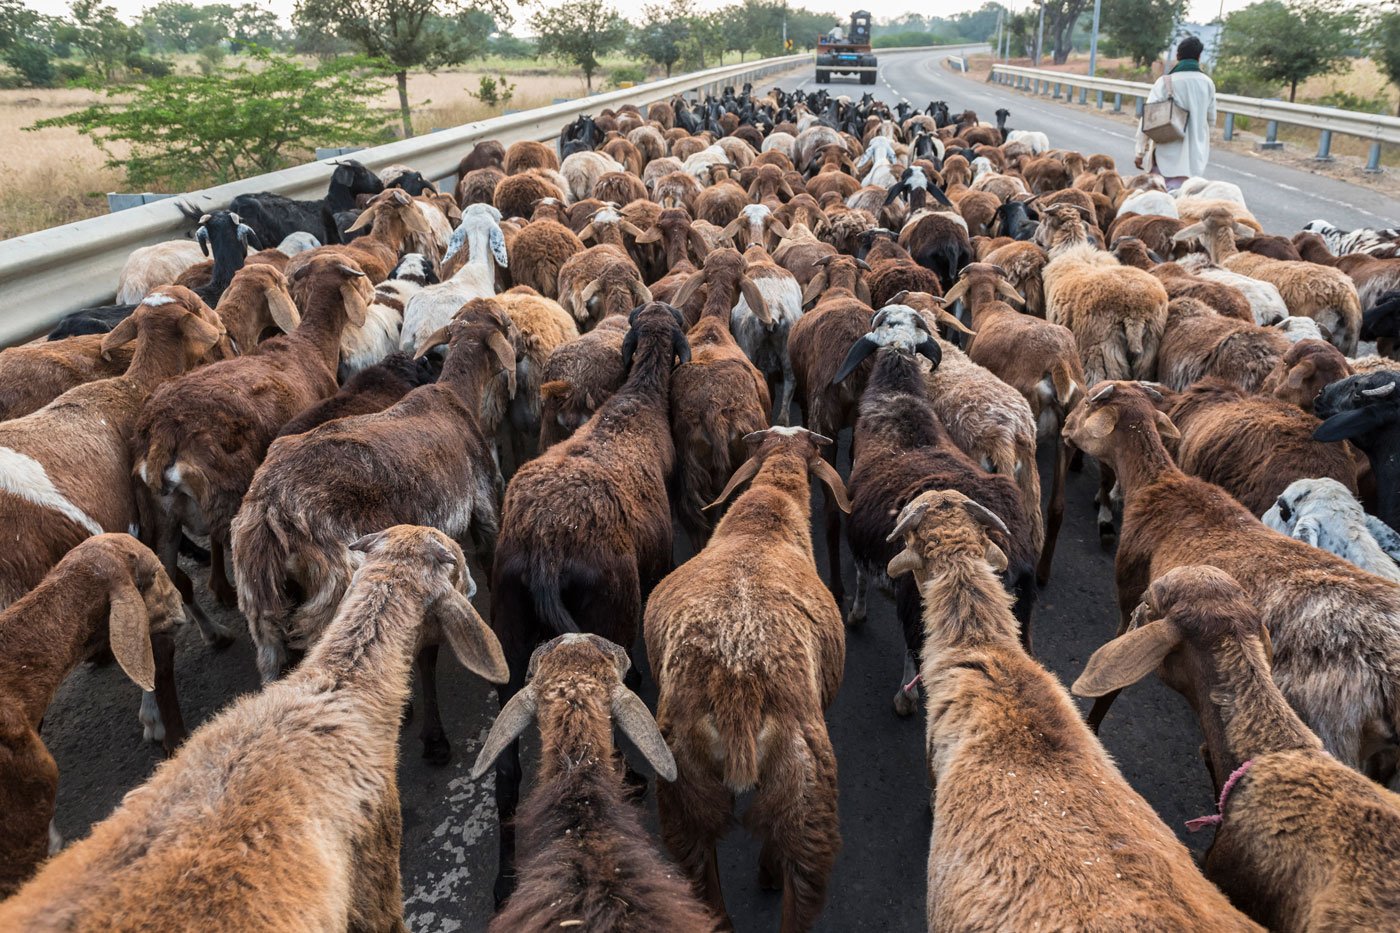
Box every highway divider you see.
[988,63,1398,172]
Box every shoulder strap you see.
[1163,74,1173,99]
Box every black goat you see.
[559,114,600,159]
[994,198,1039,241]
[884,166,953,212]
[1361,291,1400,358]
[49,210,254,339]
[277,350,441,439]
[1315,369,1400,530]
[995,107,1011,138]
[838,307,1037,715]
[229,159,382,247]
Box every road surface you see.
[34,47,1367,932]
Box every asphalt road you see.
[32,49,1369,933]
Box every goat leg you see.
[149,629,186,754]
[208,529,237,608]
[492,673,527,907]
[1037,433,1070,586]
[415,644,450,766]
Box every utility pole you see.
[1034,0,1044,66]
[994,9,1004,65]
[1086,0,1102,76]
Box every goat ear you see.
[768,218,789,239]
[179,311,225,358]
[580,279,602,307]
[414,325,452,360]
[489,226,509,268]
[856,279,873,306]
[1233,222,1255,240]
[1071,619,1181,698]
[1153,410,1180,443]
[1258,623,1274,669]
[1080,405,1119,440]
[1285,359,1316,390]
[436,588,509,684]
[621,221,645,239]
[671,271,705,311]
[1315,407,1388,443]
[687,227,711,261]
[264,285,301,333]
[935,308,976,337]
[620,326,639,372]
[632,280,653,305]
[800,270,828,307]
[809,457,851,513]
[470,687,538,779]
[996,280,1023,305]
[1364,514,1400,561]
[487,330,517,399]
[940,279,969,307]
[108,578,157,693]
[539,379,569,401]
[634,225,662,244]
[1294,516,1321,549]
[739,276,773,325]
[718,216,744,244]
[611,685,677,782]
[339,282,368,327]
[578,223,597,243]
[1172,223,1206,244]
[705,455,760,510]
[101,316,140,360]
[887,546,923,579]
[984,541,1009,572]
[833,335,878,385]
[345,204,377,233]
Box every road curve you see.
[776,47,1400,234]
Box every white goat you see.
[1117,190,1179,219]
[1263,478,1400,583]
[400,204,504,352]
[342,253,436,376]
[1004,129,1049,153]
[115,241,207,304]
[1174,177,1247,206]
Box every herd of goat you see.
[2,81,1400,931]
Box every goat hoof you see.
[421,735,452,767]
[893,688,919,717]
[211,587,236,609]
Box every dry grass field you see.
[0,61,631,240]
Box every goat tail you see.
[1123,319,1146,359]
[231,499,294,644]
[528,563,582,637]
[710,669,767,793]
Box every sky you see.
[25,0,1260,29]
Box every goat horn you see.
[832,335,879,385]
[1362,382,1396,397]
[199,213,212,225]
[706,455,761,510]
[1089,383,1116,402]
[887,496,934,543]
[962,499,1010,538]
[470,687,538,779]
[917,335,942,369]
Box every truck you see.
[815,10,877,85]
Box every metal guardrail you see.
[988,63,1398,173]
[0,53,808,346]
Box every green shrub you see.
[4,42,56,88]
[196,44,226,76]
[1211,63,1278,99]
[55,61,89,84]
[469,73,515,108]
[124,50,173,78]
[607,65,646,88]
[1310,90,1389,115]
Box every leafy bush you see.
[489,34,535,58]
[872,31,954,48]
[55,60,89,84]
[4,42,56,87]
[29,47,392,189]
[123,50,173,78]
[608,65,646,88]
[196,43,226,76]
[469,73,515,107]
[1310,91,1390,115]
[1212,63,1278,99]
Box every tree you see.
[529,0,629,93]
[30,48,391,188]
[1101,0,1186,68]
[633,1,688,77]
[138,1,232,53]
[1041,0,1087,64]
[55,0,142,80]
[0,0,42,52]
[1372,5,1400,116]
[294,0,506,137]
[5,41,55,87]
[1221,0,1359,102]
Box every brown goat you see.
[0,335,134,421]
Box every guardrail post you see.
[1314,130,1333,162]
[1257,119,1283,150]
[1366,141,1383,173]
[1095,89,1103,109]
[1134,96,1144,118]
[1113,92,1121,112]
[1053,82,1061,99]
[1078,86,1087,105]
[1223,112,1234,141]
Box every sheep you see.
[1107,213,1187,259]
[1313,370,1400,533]
[470,633,715,933]
[651,169,703,212]
[538,316,629,449]
[506,214,584,300]
[0,534,185,897]
[400,204,507,351]
[1294,233,1400,317]
[883,491,1261,932]
[1262,478,1400,583]
[1180,207,1362,353]
[665,249,773,545]
[0,525,507,932]
[787,255,874,608]
[277,351,439,439]
[487,302,690,904]
[116,240,207,304]
[131,257,369,622]
[640,208,711,302]
[1258,338,1351,413]
[1073,565,1400,933]
[1004,128,1049,153]
[1116,189,1179,219]
[1168,379,1359,517]
[0,288,230,611]
[943,264,1083,582]
[0,335,134,421]
[456,166,504,207]
[232,301,514,775]
[1154,296,1291,392]
[837,307,1037,715]
[733,243,803,425]
[339,252,437,377]
[494,287,579,468]
[773,221,839,285]
[1063,380,1400,776]
[982,240,1048,318]
[645,428,848,931]
[1174,178,1247,205]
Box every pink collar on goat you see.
[1186,759,1254,833]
